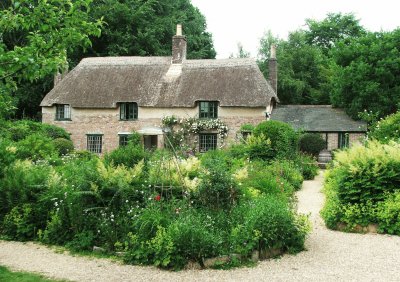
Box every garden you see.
[0,119,319,270]
[321,111,400,235]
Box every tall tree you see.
[0,0,102,119]
[70,0,216,65]
[305,13,366,52]
[258,30,331,105]
[330,29,400,119]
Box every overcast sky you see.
[190,0,400,58]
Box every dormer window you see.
[55,104,71,120]
[199,101,218,119]
[120,102,138,120]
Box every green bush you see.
[377,191,400,235]
[321,141,400,232]
[299,133,326,156]
[104,133,146,168]
[231,195,309,256]
[369,111,400,143]
[252,120,298,160]
[293,153,319,180]
[16,134,58,161]
[52,138,74,156]
[196,151,239,210]
[4,120,70,141]
[2,204,37,241]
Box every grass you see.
[0,265,65,282]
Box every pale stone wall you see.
[42,106,267,153]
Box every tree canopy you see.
[258,12,399,119]
[0,0,102,118]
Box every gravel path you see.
[1,171,400,281]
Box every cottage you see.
[40,25,278,153]
[271,105,367,150]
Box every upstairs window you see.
[199,101,218,119]
[55,104,71,120]
[120,102,138,120]
[87,134,103,154]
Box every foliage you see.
[0,121,310,269]
[196,151,239,210]
[377,191,400,235]
[330,29,400,119]
[16,134,58,161]
[321,141,400,233]
[305,13,366,51]
[0,120,70,141]
[103,132,146,167]
[0,265,60,282]
[230,195,310,255]
[299,133,326,156]
[71,0,216,64]
[0,0,103,118]
[52,138,74,156]
[258,30,332,105]
[161,116,229,152]
[252,120,298,160]
[293,153,319,180]
[369,111,400,143]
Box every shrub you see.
[196,151,239,210]
[293,153,319,180]
[369,111,400,143]
[4,120,70,141]
[52,138,74,156]
[0,160,51,223]
[299,133,326,156]
[377,191,400,235]
[252,120,298,160]
[2,204,37,241]
[16,134,58,161]
[321,141,400,231]
[104,133,146,168]
[231,195,309,256]
[331,141,400,204]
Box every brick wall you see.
[42,106,266,153]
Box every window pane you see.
[120,103,138,120]
[199,101,218,119]
[199,134,217,152]
[87,135,102,153]
[56,104,70,120]
[119,135,129,146]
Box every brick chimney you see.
[172,24,187,64]
[268,44,277,94]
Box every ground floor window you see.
[143,135,158,150]
[87,134,102,153]
[119,134,130,147]
[338,132,349,149]
[199,133,217,152]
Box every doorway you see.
[143,135,158,150]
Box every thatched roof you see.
[41,57,277,108]
[271,105,367,132]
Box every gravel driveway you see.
[1,171,400,282]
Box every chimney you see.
[53,66,68,87]
[172,24,187,64]
[268,44,278,94]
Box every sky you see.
[190,0,400,58]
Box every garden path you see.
[1,171,400,281]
